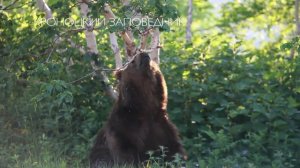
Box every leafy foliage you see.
[162,37,300,167]
[0,0,300,167]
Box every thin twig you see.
[45,36,61,62]
[68,71,96,84]
[68,68,117,84]
[2,0,19,10]
[68,53,145,84]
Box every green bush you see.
[1,0,300,167]
[161,39,300,167]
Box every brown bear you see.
[89,52,187,167]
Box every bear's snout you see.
[140,53,150,67]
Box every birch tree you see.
[34,0,179,100]
[78,0,118,100]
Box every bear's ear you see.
[114,70,122,80]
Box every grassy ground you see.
[0,111,82,168]
[2,109,297,168]
[0,129,194,168]
[0,131,85,168]
[0,112,192,168]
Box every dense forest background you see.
[1,0,300,167]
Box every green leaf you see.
[280,42,293,50]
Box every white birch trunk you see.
[109,34,122,69]
[103,4,122,69]
[139,33,149,50]
[296,0,300,35]
[104,3,136,59]
[150,28,160,64]
[79,0,118,100]
[37,0,53,20]
[186,0,193,43]
[121,0,130,6]
[79,1,98,54]
[291,0,300,58]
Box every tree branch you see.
[139,30,150,50]
[120,31,137,58]
[2,0,19,10]
[67,38,86,54]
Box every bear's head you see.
[115,53,167,114]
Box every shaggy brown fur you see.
[89,53,187,167]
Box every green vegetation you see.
[1,0,299,167]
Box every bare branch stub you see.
[140,35,148,50]
[139,28,152,50]
[120,31,137,58]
